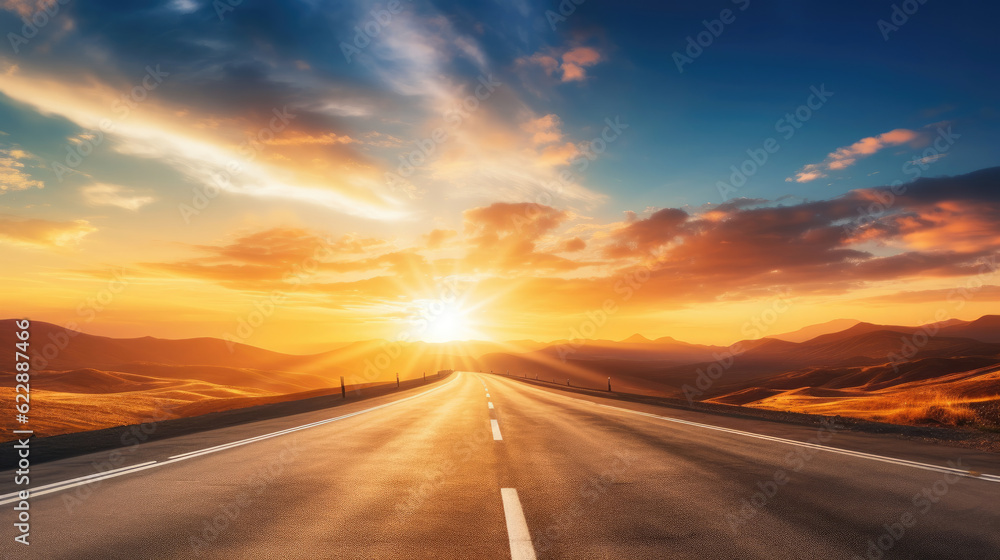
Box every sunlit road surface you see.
[2,371,998,559]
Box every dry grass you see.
[751,389,994,429]
[868,391,981,427]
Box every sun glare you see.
[425,310,468,343]
[411,299,482,343]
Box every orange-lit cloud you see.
[0,147,44,192]
[424,228,458,249]
[32,167,997,347]
[129,169,1000,323]
[559,237,587,252]
[788,128,927,182]
[521,114,563,145]
[518,46,605,83]
[0,214,96,247]
[1,0,42,17]
[141,228,401,290]
[0,65,408,220]
[604,208,688,258]
[263,132,358,146]
[560,47,603,82]
[462,202,586,272]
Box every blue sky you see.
[1,0,999,348]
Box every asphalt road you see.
[1,371,998,559]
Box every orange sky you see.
[2,1,999,353]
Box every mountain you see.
[937,315,1000,343]
[0,319,299,371]
[4,315,999,437]
[620,333,653,344]
[0,319,486,386]
[767,319,860,343]
[740,328,1000,369]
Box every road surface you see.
[2,371,998,559]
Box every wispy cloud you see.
[787,128,927,183]
[82,183,156,210]
[0,68,409,220]
[0,214,96,247]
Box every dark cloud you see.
[591,167,1000,304]
[603,208,688,258]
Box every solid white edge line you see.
[498,377,1000,484]
[0,375,460,505]
[0,461,158,500]
[0,460,170,505]
[169,375,457,460]
[491,419,503,441]
[501,488,537,560]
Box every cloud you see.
[559,47,603,82]
[787,128,927,182]
[0,0,45,17]
[559,236,586,252]
[465,202,567,241]
[910,153,947,166]
[852,285,1000,305]
[143,227,396,290]
[0,67,409,220]
[564,168,1000,308]
[0,9,416,221]
[603,208,689,258]
[0,147,44,193]
[1,0,608,217]
[521,114,563,145]
[111,169,1000,319]
[262,132,358,146]
[423,228,457,249]
[518,46,605,83]
[855,167,1000,253]
[198,228,388,265]
[82,183,156,210]
[0,214,96,247]
[462,202,586,272]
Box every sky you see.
[1,0,999,352]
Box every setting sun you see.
[418,302,478,343]
[2,1,1000,558]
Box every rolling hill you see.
[3,315,999,438]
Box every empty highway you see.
[2,371,998,559]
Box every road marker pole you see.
[608,377,612,392]
[341,376,346,399]
[396,372,399,388]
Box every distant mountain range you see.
[2,315,998,437]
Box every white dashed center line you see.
[501,488,537,560]
[491,419,503,441]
